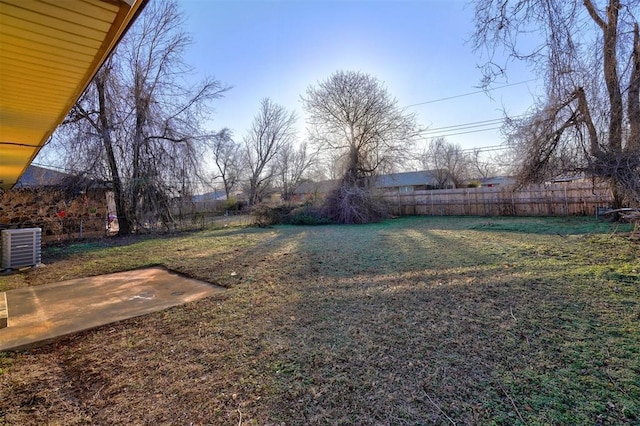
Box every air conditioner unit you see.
[1,228,42,270]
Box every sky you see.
[179,0,542,155]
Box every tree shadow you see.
[269,235,640,424]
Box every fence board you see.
[382,182,613,217]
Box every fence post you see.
[430,191,434,216]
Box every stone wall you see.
[0,187,110,240]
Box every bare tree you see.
[210,128,241,199]
[472,0,640,207]
[57,0,228,234]
[243,98,297,206]
[421,137,469,188]
[468,148,501,180]
[302,70,419,223]
[276,141,317,202]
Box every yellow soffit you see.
[0,0,147,190]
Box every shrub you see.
[283,205,331,225]
[250,204,296,227]
[323,183,390,224]
[220,197,243,213]
[250,202,333,226]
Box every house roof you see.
[294,171,446,195]
[0,0,147,191]
[478,176,516,186]
[547,173,589,183]
[193,190,228,202]
[294,180,339,195]
[374,170,442,188]
[14,164,70,188]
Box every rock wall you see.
[0,187,109,239]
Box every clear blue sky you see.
[180,0,540,152]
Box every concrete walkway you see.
[0,267,223,351]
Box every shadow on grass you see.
[270,258,640,425]
[41,225,270,262]
[1,216,638,424]
[297,218,499,279]
[403,215,630,235]
[256,218,639,423]
[43,234,166,261]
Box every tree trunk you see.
[129,72,152,228]
[95,73,131,235]
[604,0,623,153]
[223,178,231,200]
[627,22,640,152]
[611,182,625,210]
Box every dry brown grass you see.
[1,216,639,425]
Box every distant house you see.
[292,170,455,201]
[291,180,339,202]
[478,176,516,188]
[193,190,228,203]
[374,170,453,193]
[546,173,590,184]
[179,190,228,214]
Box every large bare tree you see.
[421,137,470,188]
[210,128,241,199]
[469,148,501,180]
[302,70,419,223]
[472,0,640,206]
[58,0,228,234]
[276,141,316,202]
[243,98,297,206]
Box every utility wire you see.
[421,115,524,133]
[420,117,507,133]
[419,126,503,139]
[405,79,537,108]
[418,117,521,137]
[460,145,506,152]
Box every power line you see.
[405,79,537,108]
[420,117,506,133]
[415,113,527,146]
[461,144,505,152]
[461,145,509,153]
[418,117,522,138]
[420,126,503,139]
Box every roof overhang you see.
[0,0,147,190]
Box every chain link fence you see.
[0,211,252,244]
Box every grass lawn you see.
[0,216,639,425]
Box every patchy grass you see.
[0,216,638,425]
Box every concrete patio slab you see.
[0,267,223,352]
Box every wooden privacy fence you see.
[382,182,613,217]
